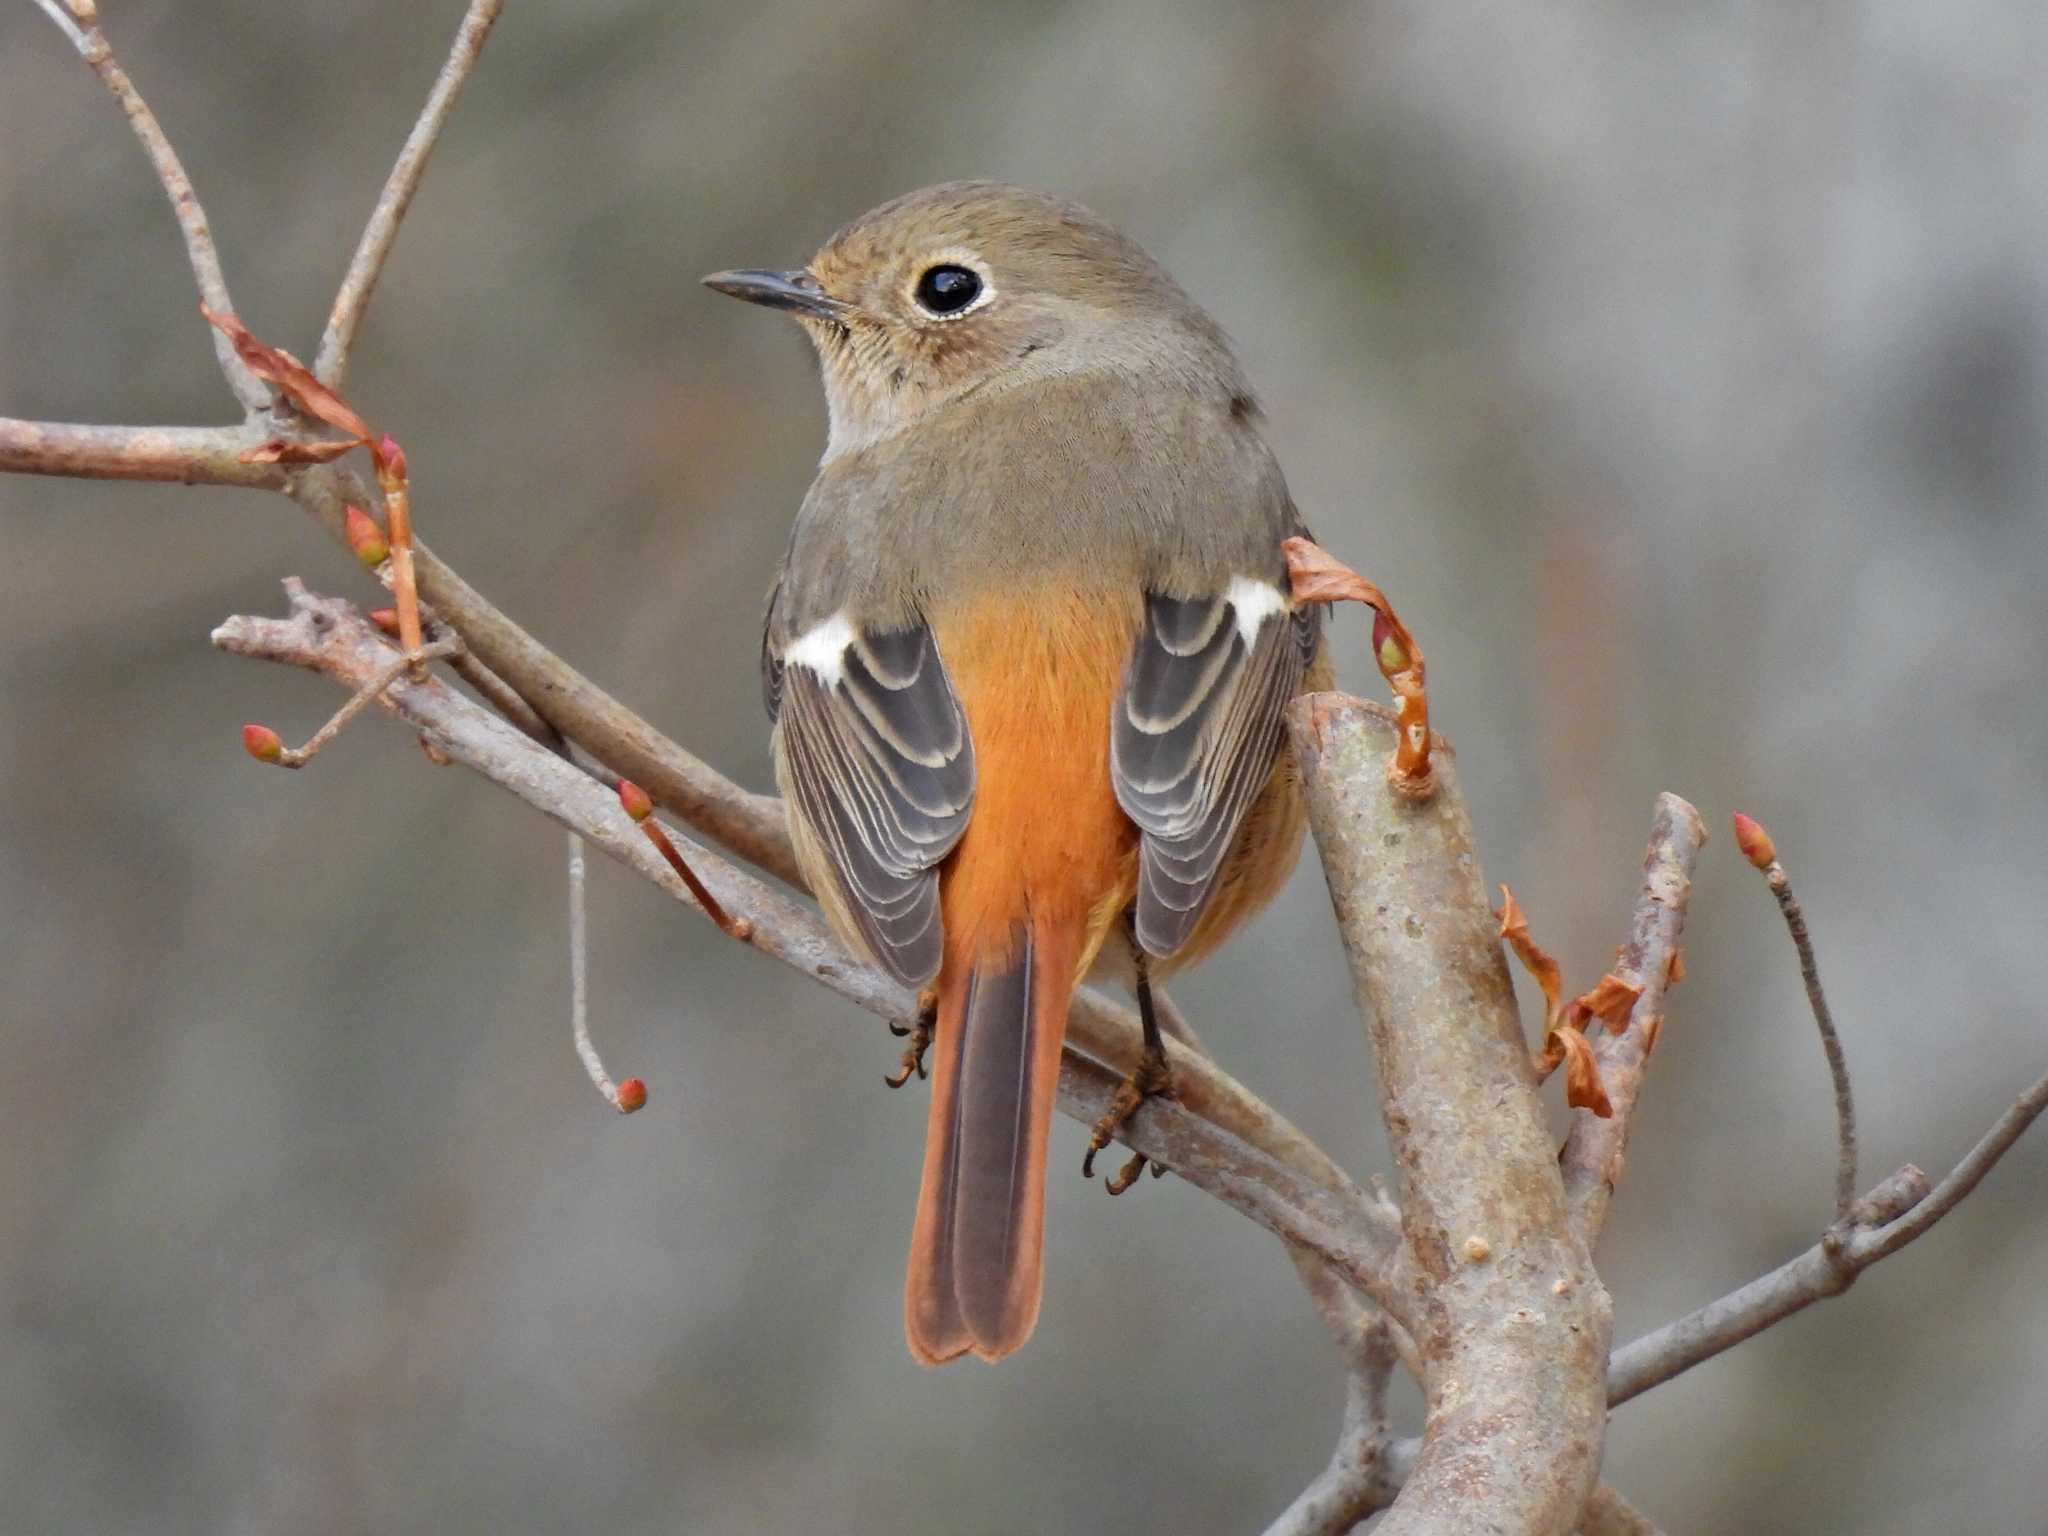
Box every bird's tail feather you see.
[904,916,1075,1365]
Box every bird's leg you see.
[1083,934,1176,1193]
[885,987,938,1089]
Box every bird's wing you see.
[770,613,976,987]
[1111,580,1318,958]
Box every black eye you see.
[914,264,983,316]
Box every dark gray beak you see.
[701,268,849,322]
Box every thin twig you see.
[316,0,507,387]
[33,4,268,410]
[251,637,459,767]
[0,419,801,884]
[1259,1313,1397,1536]
[1610,1072,2047,1403]
[567,830,644,1113]
[1734,813,1858,1223]
[1769,868,1858,1222]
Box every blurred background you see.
[3,2,2045,1532]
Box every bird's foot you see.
[884,991,938,1089]
[1082,1041,1176,1194]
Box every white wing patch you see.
[1224,575,1289,646]
[784,612,857,687]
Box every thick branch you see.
[316,0,506,387]
[0,418,281,486]
[212,583,1406,1321]
[1560,793,1707,1243]
[1289,693,1611,1536]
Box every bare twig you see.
[245,636,459,767]
[211,582,1408,1321]
[316,0,506,387]
[1259,1312,1397,1536]
[32,3,268,410]
[0,418,802,884]
[1610,1072,2047,1403]
[1288,691,1610,1536]
[567,831,644,1113]
[1559,793,1708,1243]
[619,780,752,941]
[1734,813,1859,1224]
[1774,870,1858,1223]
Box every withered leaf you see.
[1556,1025,1613,1117]
[203,307,374,446]
[1497,884,1564,1026]
[1575,972,1643,1033]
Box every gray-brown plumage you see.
[706,182,1328,1364]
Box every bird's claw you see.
[1081,1045,1175,1192]
[884,997,936,1089]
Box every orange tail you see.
[905,916,1078,1365]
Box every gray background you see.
[3,3,2044,1532]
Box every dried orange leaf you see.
[1556,1026,1613,1117]
[202,307,374,446]
[1283,534,1386,609]
[1497,884,1564,1024]
[1575,973,1643,1032]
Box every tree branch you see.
[315,0,507,388]
[34,1,269,410]
[210,581,1409,1322]
[1258,1310,1397,1536]
[1560,793,1707,1243]
[0,417,281,486]
[1609,1066,2048,1404]
[1288,692,1610,1536]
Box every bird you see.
[705,182,1328,1365]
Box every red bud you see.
[375,434,408,483]
[242,723,285,763]
[367,607,400,637]
[618,779,654,822]
[343,504,388,567]
[615,1077,648,1114]
[1732,812,1777,869]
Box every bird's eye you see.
[914,264,983,317]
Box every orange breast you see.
[931,585,1143,978]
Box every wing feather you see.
[1112,585,1317,957]
[774,614,974,986]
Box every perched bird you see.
[706,182,1327,1365]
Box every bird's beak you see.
[701,268,850,322]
